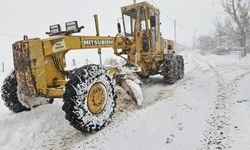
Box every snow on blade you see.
[125,79,144,107]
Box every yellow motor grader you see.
[1,1,184,132]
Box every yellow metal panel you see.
[43,40,53,56]
[64,36,81,49]
[44,54,65,87]
[54,79,67,87]
[29,39,47,95]
[42,36,125,56]
[47,88,64,98]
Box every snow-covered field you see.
[0,50,250,150]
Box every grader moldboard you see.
[1,1,184,132]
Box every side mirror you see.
[117,22,121,34]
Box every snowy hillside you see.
[0,50,249,150]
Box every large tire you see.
[176,55,184,79]
[62,64,117,132]
[1,72,30,113]
[163,58,176,84]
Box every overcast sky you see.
[0,0,224,69]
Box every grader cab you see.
[1,1,184,132]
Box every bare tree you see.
[222,0,250,56]
[214,18,227,37]
[214,17,234,37]
[197,35,216,53]
[213,18,238,51]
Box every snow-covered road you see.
[0,50,250,150]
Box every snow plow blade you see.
[123,80,143,106]
[116,73,144,107]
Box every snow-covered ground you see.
[0,50,250,150]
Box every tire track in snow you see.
[141,55,204,107]
[200,63,250,150]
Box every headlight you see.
[49,24,61,34]
[66,21,78,31]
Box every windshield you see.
[123,9,136,36]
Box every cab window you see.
[123,9,136,36]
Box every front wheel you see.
[62,65,117,132]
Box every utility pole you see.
[193,29,197,49]
[174,19,177,50]
[2,62,4,72]
[94,14,103,66]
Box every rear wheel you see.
[1,72,52,113]
[62,64,116,132]
[176,55,184,79]
[163,58,176,84]
[1,72,30,113]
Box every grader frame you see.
[13,1,174,98]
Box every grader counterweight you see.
[1,1,184,132]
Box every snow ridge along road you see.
[0,50,250,150]
[200,61,250,150]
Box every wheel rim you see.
[87,82,108,115]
